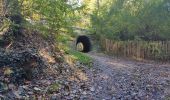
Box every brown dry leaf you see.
[4,67,13,75]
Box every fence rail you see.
[100,38,170,62]
[0,0,4,16]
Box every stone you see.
[51,94,59,100]
[82,91,87,95]
[111,97,116,100]
[138,90,145,97]
[18,86,25,95]
[90,87,95,92]
[0,82,8,92]
[64,92,69,96]
[8,84,16,90]
[28,91,34,95]
[7,90,21,99]
[33,87,41,91]
[98,86,102,90]
[72,90,77,94]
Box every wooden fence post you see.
[100,38,170,62]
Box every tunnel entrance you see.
[76,35,91,53]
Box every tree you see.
[90,0,170,40]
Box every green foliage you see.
[5,0,21,15]
[47,82,60,93]
[0,18,11,33]
[90,0,170,40]
[19,0,83,35]
[68,50,92,66]
[57,33,72,43]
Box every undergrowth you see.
[68,50,92,66]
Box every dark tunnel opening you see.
[76,35,92,53]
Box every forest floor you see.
[0,51,170,100]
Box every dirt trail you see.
[1,51,169,100]
[84,52,170,100]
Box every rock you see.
[72,90,77,94]
[51,94,59,100]
[8,84,16,90]
[28,91,33,95]
[82,91,87,95]
[0,93,5,97]
[79,89,82,92]
[21,85,29,90]
[40,80,51,86]
[90,87,95,92]
[131,92,137,96]
[0,82,8,93]
[131,81,136,86]
[7,90,21,99]
[64,92,69,96]
[33,87,41,92]
[138,90,145,97]
[98,86,102,90]
[18,86,25,95]
[111,97,116,100]
[70,94,75,99]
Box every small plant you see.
[47,82,60,94]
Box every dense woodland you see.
[1,0,170,41]
[90,0,170,41]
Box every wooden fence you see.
[100,38,170,62]
[0,0,4,16]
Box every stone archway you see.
[76,35,91,53]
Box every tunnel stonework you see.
[76,35,91,53]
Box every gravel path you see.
[1,52,170,100]
[83,52,170,100]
